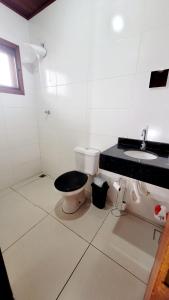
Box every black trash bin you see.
[91,181,109,209]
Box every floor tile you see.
[4,216,88,300]
[51,196,110,242]
[92,213,159,283]
[0,188,11,198]
[0,189,46,251]
[14,176,59,212]
[58,245,146,300]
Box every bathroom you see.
[1,0,169,299]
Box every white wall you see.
[0,4,41,189]
[29,0,169,222]
[29,0,91,177]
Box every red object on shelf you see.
[155,205,161,215]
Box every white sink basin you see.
[124,150,157,160]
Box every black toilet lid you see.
[54,171,88,192]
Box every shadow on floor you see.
[53,192,111,221]
[112,213,160,257]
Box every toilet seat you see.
[54,171,88,193]
[54,171,88,214]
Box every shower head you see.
[22,42,47,64]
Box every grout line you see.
[34,91,43,173]
[3,214,48,254]
[90,209,150,285]
[50,214,90,244]
[56,243,90,300]
[9,177,92,248]
[50,196,111,246]
[11,175,42,190]
[1,179,52,253]
[91,244,147,285]
[55,208,146,300]
[90,209,111,244]
[9,177,96,247]
[54,208,111,299]
[89,209,156,285]
[10,187,50,215]
[135,35,143,73]
[38,72,138,90]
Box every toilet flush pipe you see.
[137,180,150,197]
[132,180,141,203]
[131,180,150,203]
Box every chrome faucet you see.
[140,127,148,151]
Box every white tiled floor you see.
[1,175,159,300]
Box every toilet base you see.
[62,189,86,214]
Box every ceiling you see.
[1,0,56,20]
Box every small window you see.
[0,38,24,95]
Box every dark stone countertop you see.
[99,138,169,189]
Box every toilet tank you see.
[74,147,100,175]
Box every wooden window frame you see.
[0,37,25,95]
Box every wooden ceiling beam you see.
[1,0,56,20]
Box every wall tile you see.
[88,109,138,138]
[30,0,92,85]
[88,76,134,109]
[138,28,169,72]
[0,150,13,190]
[88,134,117,151]
[90,36,140,80]
[92,0,145,40]
[4,107,39,148]
[41,131,88,177]
[143,0,169,30]
[0,5,41,188]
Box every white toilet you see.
[54,147,100,213]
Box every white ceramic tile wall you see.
[29,0,169,219]
[0,4,41,189]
